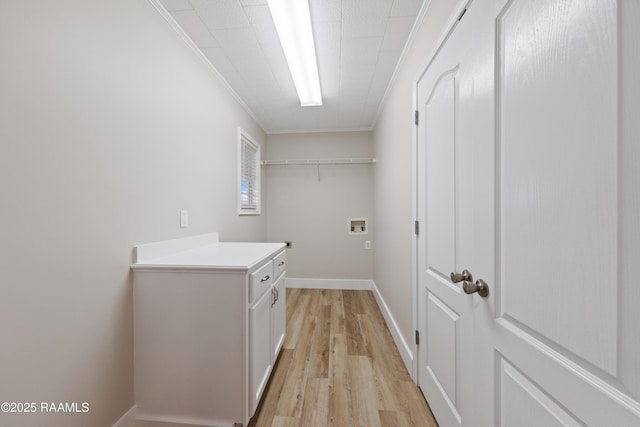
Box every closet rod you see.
[261,158,376,166]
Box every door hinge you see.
[414,110,419,126]
[458,8,467,21]
[414,220,420,236]
[415,330,420,345]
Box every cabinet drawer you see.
[273,251,286,279]
[249,260,273,304]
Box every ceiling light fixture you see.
[267,0,322,106]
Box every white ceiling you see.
[157,0,424,133]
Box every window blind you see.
[239,133,260,214]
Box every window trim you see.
[237,127,261,215]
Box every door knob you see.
[450,269,473,283]
[463,279,489,297]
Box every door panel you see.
[426,71,457,277]
[426,292,459,408]
[498,357,582,427]
[497,0,618,374]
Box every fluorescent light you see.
[267,0,322,106]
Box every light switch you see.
[180,210,189,228]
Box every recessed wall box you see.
[348,218,368,235]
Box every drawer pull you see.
[260,275,270,282]
[278,261,285,267]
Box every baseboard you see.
[370,281,414,375]
[114,406,235,427]
[113,405,137,427]
[134,413,236,427]
[286,278,373,290]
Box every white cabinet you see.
[248,250,288,415]
[132,233,286,427]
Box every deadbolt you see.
[450,269,473,283]
[463,279,489,297]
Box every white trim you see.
[285,278,373,291]
[146,0,265,131]
[266,126,372,134]
[371,281,414,375]
[262,158,376,166]
[113,405,137,427]
[135,413,235,427]
[410,74,419,382]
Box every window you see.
[238,128,261,215]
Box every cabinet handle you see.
[278,261,285,267]
[261,275,270,282]
[275,288,279,303]
[271,288,276,307]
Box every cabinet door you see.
[249,288,272,416]
[271,275,286,362]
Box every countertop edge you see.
[131,244,286,273]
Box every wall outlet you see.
[365,240,372,250]
[180,210,189,228]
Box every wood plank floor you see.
[248,288,438,427]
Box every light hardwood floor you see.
[248,288,438,427]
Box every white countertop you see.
[132,233,286,272]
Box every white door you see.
[470,0,640,425]
[418,0,640,426]
[416,1,476,425]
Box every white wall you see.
[265,132,373,280]
[0,1,266,426]
[373,0,461,366]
